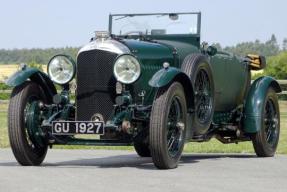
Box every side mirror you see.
[207,46,217,56]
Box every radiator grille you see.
[76,49,118,121]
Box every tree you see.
[269,34,277,44]
[27,60,43,71]
[264,34,280,56]
[223,35,280,57]
[283,38,287,51]
[264,51,287,79]
[0,47,79,65]
[211,43,223,51]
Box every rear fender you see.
[5,67,57,103]
[243,76,281,133]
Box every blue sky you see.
[0,0,286,49]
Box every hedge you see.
[0,93,10,100]
[0,83,9,90]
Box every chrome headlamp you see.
[113,54,141,84]
[47,55,76,85]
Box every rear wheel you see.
[134,140,150,157]
[181,53,215,133]
[251,88,280,157]
[150,82,187,169]
[134,130,151,157]
[8,82,48,166]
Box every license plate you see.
[52,121,104,135]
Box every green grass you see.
[0,102,286,154]
[0,93,10,100]
[184,116,287,154]
[183,101,287,154]
[0,83,10,90]
[0,112,8,148]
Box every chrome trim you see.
[78,39,130,55]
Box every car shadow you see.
[0,154,256,170]
[0,153,256,170]
[45,154,157,170]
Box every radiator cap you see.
[95,31,110,40]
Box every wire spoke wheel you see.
[8,82,48,166]
[194,69,212,123]
[167,97,184,157]
[251,87,280,157]
[150,82,187,169]
[264,99,279,147]
[181,54,215,134]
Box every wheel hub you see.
[25,101,46,147]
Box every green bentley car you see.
[6,12,281,169]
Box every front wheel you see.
[150,82,187,169]
[251,87,280,157]
[8,82,48,165]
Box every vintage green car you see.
[6,12,281,169]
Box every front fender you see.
[149,67,185,88]
[6,67,57,103]
[149,67,195,139]
[149,66,194,108]
[6,67,39,87]
[243,76,281,133]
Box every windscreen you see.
[110,13,200,36]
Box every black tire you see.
[134,129,151,157]
[8,82,48,166]
[251,88,280,157]
[150,82,187,169]
[134,141,151,157]
[181,53,215,134]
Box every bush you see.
[27,61,43,71]
[0,83,9,90]
[264,51,287,79]
[278,94,287,100]
[0,93,10,100]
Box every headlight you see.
[47,55,76,85]
[113,55,141,84]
